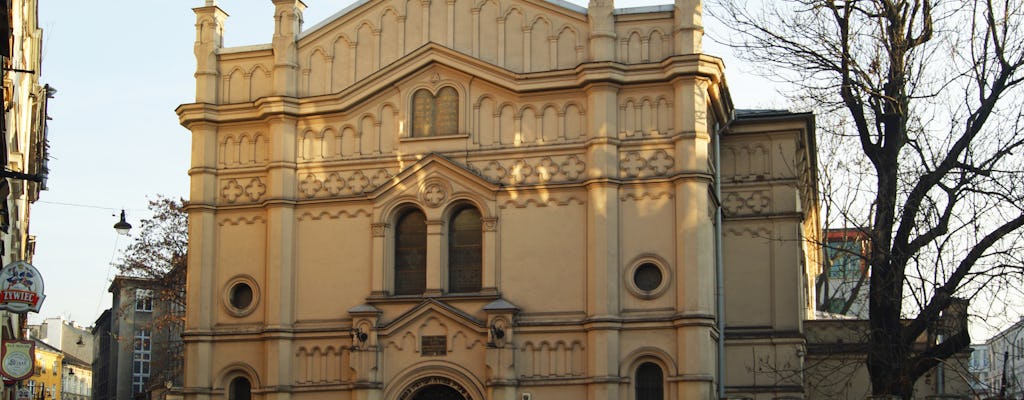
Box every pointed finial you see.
[205,0,216,6]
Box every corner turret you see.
[272,0,306,96]
[673,0,702,54]
[193,1,227,103]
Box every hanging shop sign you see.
[0,261,45,313]
[1,340,35,383]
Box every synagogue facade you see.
[176,0,820,399]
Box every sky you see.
[28,0,785,328]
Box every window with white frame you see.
[133,329,151,394]
[135,288,153,312]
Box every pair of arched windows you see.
[394,205,482,295]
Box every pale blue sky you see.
[29,0,785,328]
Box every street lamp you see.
[113,209,132,235]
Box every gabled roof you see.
[299,0,588,41]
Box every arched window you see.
[635,362,664,400]
[412,87,459,137]
[448,206,482,293]
[229,377,251,400]
[394,208,427,295]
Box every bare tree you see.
[711,0,1024,398]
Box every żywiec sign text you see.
[0,261,45,313]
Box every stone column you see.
[272,0,306,96]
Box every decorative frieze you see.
[220,177,267,203]
[519,340,585,378]
[619,149,674,178]
[469,155,586,185]
[722,190,771,216]
[297,168,396,199]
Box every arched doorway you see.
[410,384,466,400]
[397,376,473,400]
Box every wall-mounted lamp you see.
[76,336,84,346]
[490,324,505,340]
[113,210,132,235]
[351,327,368,344]
[67,368,74,376]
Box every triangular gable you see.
[376,298,486,336]
[369,152,500,206]
[298,0,588,42]
[301,43,583,113]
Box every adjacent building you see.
[177,1,821,399]
[93,276,157,400]
[29,316,95,363]
[988,319,1024,398]
[968,343,992,398]
[62,352,92,400]
[28,339,63,399]
[0,0,52,397]
[816,228,870,318]
[93,273,184,400]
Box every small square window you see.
[135,289,153,312]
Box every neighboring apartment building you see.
[62,353,92,400]
[816,228,869,318]
[968,343,992,398]
[988,319,1024,398]
[29,316,95,364]
[28,339,63,400]
[93,274,184,400]
[177,1,821,400]
[27,317,94,400]
[91,310,111,400]
[93,277,155,400]
[0,0,52,397]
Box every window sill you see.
[399,133,470,142]
[366,291,500,304]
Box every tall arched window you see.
[635,362,664,400]
[448,206,482,293]
[394,208,427,295]
[229,377,251,400]
[412,87,459,137]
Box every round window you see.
[229,282,254,310]
[633,263,663,292]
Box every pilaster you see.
[263,112,298,400]
[272,0,306,96]
[587,0,616,61]
[425,219,444,296]
[350,305,384,400]
[193,4,227,103]
[484,300,519,400]
[673,0,702,54]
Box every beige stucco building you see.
[175,0,819,399]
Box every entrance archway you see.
[397,376,473,400]
[410,384,467,400]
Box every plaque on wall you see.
[421,335,447,356]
